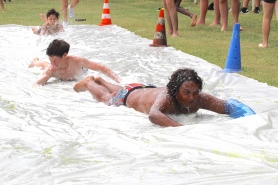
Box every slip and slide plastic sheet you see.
[0,24,278,185]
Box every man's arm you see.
[80,58,121,83]
[148,95,182,127]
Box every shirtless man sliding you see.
[29,39,121,86]
[73,68,255,127]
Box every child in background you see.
[32,9,64,36]
[28,39,121,86]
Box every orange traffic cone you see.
[99,0,112,26]
[150,8,168,47]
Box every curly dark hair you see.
[46,9,60,19]
[166,68,203,98]
[46,39,70,57]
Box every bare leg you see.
[231,0,240,24]
[275,0,278,20]
[259,1,275,48]
[253,0,261,12]
[32,27,39,34]
[210,0,221,25]
[175,0,197,27]
[70,0,79,8]
[176,1,194,18]
[163,0,179,37]
[61,0,68,23]
[94,76,122,93]
[242,0,249,8]
[28,58,49,70]
[232,0,243,30]
[177,7,195,17]
[0,0,5,13]
[255,0,261,8]
[73,76,121,105]
[197,0,208,24]
[219,0,228,31]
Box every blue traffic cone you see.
[222,23,241,73]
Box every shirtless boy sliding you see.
[29,39,121,86]
[32,9,64,36]
[73,68,255,127]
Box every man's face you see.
[176,81,200,108]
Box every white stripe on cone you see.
[101,14,111,18]
[103,4,109,8]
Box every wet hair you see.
[166,68,203,98]
[46,39,70,57]
[46,9,60,19]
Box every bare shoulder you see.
[67,55,82,64]
[151,88,175,112]
[69,55,90,63]
[67,55,79,60]
[42,65,54,76]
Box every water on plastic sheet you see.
[0,25,278,185]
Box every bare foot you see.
[209,21,220,26]
[73,76,95,92]
[172,34,179,38]
[32,27,38,34]
[196,20,205,25]
[258,43,268,48]
[221,26,228,31]
[28,58,49,70]
[94,76,102,84]
[190,14,197,27]
[28,58,40,68]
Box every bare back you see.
[126,87,167,114]
[126,88,226,115]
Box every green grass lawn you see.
[1,0,277,87]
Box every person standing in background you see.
[259,0,277,48]
[61,0,79,26]
[163,0,179,37]
[175,0,198,27]
[196,0,221,26]
[1,0,5,13]
[240,0,261,13]
[219,0,242,31]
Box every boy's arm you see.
[80,58,121,83]
[200,93,256,118]
[39,23,47,35]
[33,69,52,86]
[58,23,65,32]
[39,14,47,23]
[148,95,182,127]
[199,93,227,114]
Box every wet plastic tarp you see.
[0,25,278,185]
